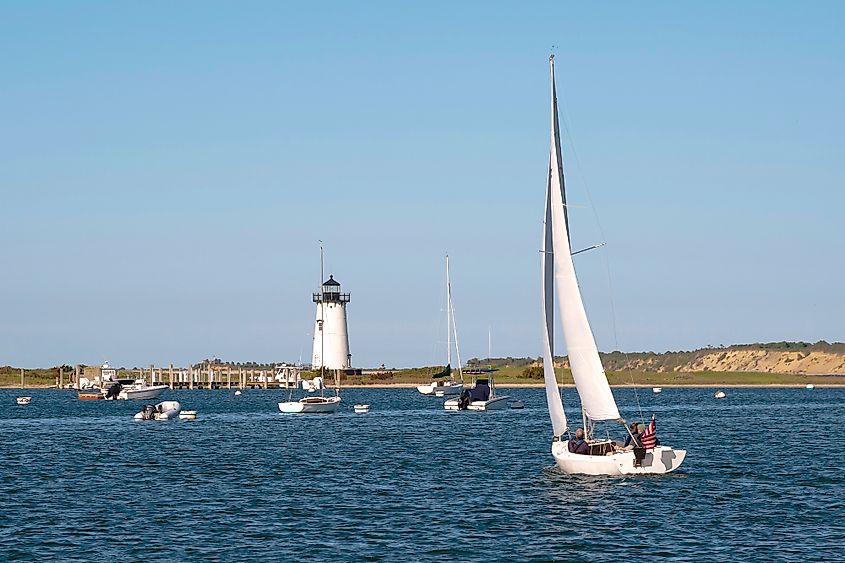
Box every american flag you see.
[641,415,657,449]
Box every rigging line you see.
[557,77,645,423]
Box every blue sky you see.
[1,1,843,368]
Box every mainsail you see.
[543,55,621,424]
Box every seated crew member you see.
[568,428,589,455]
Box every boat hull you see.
[418,382,463,396]
[444,395,510,411]
[278,396,341,414]
[119,385,168,401]
[551,442,686,475]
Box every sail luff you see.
[547,55,620,422]
[542,169,568,436]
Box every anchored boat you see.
[418,255,464,397]
[278,243,342,415]
[540,55,685,475]
[134,401,181,421]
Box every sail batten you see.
[543,55,620,424]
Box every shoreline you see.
[4,383,844,390]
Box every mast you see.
[446,254,451,369]
[447,258,463,383]
[320,241,326,398]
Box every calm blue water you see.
[1,387,843,561]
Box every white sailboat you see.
[541,55,685,475]
[418,255,465,397]
[279,243,342,414]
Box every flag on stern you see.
[641,415,657,449]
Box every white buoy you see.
[806,384,815,390]
[714,390,726,399]
[234,390,242,396]
[652,387,663,394]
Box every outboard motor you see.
[458,389,471,411]
[141,404,156,420]
[105,382,122,400]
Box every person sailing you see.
[568,428,589,455]
[623,421,642,450]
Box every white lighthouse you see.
[311,275,352,370]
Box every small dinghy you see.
[806,384,815,390]
[509,399,524,410]
[354,404,370,414]
[652,387,662,394]
[234,390,242,396]
[134,401,181,421]
[714,390,727,399]
[179,410,198,420]
[16,396,32,406]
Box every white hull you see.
[278,396,341,414]
[652,387,662,394]
[551,442,686,475]
[417,382,463,396]
[444,395,510,411]
[119,385,168,400]
[714,391,726,399]
[16,397,32,405]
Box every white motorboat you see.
[652,387,663,394]
[419,256,466,397]
[134,401,181,421]
[714,390,727,399]
[279,395,341,414]
[118,380,168,400]
[444,377,510,411]
[16,396,32,406]
[353,404,370,414]
[539,55,685,475]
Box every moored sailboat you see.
[418,255,464,397]
[540,55,685,475]
[279,244,342,414]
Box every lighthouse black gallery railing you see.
[313,292,351,303]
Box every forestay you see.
[543,55,620,423]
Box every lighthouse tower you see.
[311,275,352,370]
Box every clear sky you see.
[1,1,843,368]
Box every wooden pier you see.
[72,363,304,390]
